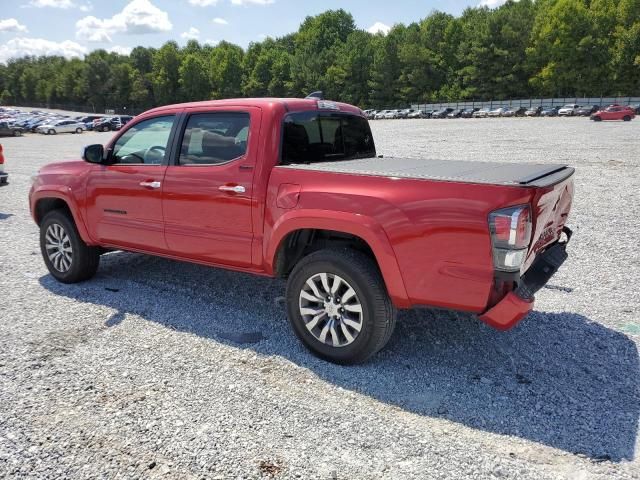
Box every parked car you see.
[473,107,491,118]
[397,109,414,119]
[502,106,527,117]
[0,121,24,137]
[374,110,389,120]
[524,106,543,117]
[446,109,463,119]
[0,144,7,185]
[540,106,560,117]
[488,106,508,117]
[576,105,600,116]
[628,104,640,114]
[94,115,134,132]
[407,110,429,119]
[36,120,86,135]
[460,107,479,118]
[431,107,454,119]
[30,97,575,364]
[590,105,636,121]
[558,104,581,116]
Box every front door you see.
[85,114,177,252]
[162,108,260,267]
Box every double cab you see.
[30,98,574,364]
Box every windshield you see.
[281,112,376,165]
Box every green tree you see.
[179,53,210,101]
[152,41,181,105]
[209,41,244,99]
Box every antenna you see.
[305,91,324,100]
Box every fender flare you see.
[265,209,410,308]
[31,188,93,245]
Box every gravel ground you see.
[0,118,638,479]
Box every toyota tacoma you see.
[30,98,574,364]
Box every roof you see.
[144,98,364,117]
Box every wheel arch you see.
[32,193,93,245]
[266,211,410,307]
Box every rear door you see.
[85,114,178,252]
[161,107,260,267]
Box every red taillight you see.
[489,205,532,272]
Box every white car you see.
[36,120,86,135]
[488,107,508,117]
[558,104,580,116]
[374,110,389,120]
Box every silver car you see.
[36,119,86,135]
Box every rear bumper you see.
[479,227,572,330]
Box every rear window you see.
[281,112,375,165]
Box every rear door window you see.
[281,112,375,165]
[178,112,250,166]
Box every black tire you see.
[623,115,631,122]
[593,116,602,122]
[13,130,21,137]
[76,127,83,133]
[40,210,100,284]
[48,129,56,135]
[286,249,396,365]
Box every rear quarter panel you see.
[266,168,537,312]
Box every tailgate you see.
[524,171,574,270]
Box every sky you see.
[0,0,506,63]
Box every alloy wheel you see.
[45,223,73,272]
[299,273,363,347]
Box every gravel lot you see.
[1,118,638,479]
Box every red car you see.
[29,97,574,364]
[590,105,635,121]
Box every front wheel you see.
[40,210,100,283]
[593,116,602,122]
[13,130,21,137]
[48,129,56,135]
[76,127,83,133]
[286,249,396,364]
[623,115,631,122]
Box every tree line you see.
[0,0,638,112]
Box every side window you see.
[179,112,250,166]
[111,115,174,165]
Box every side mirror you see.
[82,144,104,164]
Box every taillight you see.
[489,205,532,272]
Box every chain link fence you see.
[410,96,640,111]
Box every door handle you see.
[219,185,246,194]
[140,181,161,189]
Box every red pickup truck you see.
[29,98,574,364]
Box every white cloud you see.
[181,27,200,40]
[29,0,74,7]
[108,45,132,55]
[0,19,28,33]
[231,0,274,5]
[76,0,172,43]
[212,17,228,25]
[203,38,217,46]
[188,0,218,5]
[367,22,391,35]
[0,37,86,63]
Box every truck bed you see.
[281,157,574,188]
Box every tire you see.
[48,129,56,135]
[76,127,83,133]
[13,130,21,137]
[40,210,100,284]
[286,249,396,365]
[623,116,631,122]
[593,116,602,122]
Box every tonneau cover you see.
[280,157,574,187]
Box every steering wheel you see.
[144,145,166,164]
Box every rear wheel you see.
[623,115,631,122]
[48,129,56,135]
[593,116,602,122]
[286,249,396,364]
[13,130,21,137]
[75,127,83,133]
[40,210,100,284]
